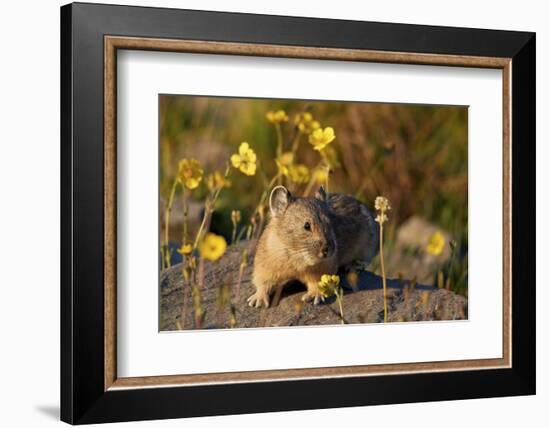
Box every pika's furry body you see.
[247,185,379,308]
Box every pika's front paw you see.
[247,291,270,308]
[301,291,325,305]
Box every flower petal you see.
[239,142,250,155]
[230,154,241,168]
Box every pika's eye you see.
[304,222,311,231]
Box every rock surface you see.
[160,241,467,330]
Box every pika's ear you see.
[269,185,291,216]
[315,186,328,203]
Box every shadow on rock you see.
[160,240,467,330]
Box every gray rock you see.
[160,240,467,331]
[382,216,455,284]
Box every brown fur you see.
[247,186,379,308]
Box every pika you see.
[247,185,379,308]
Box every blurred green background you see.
[160,95,468,296]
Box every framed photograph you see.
[60,2,535,424]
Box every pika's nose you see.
[320,246,329,258]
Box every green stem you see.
[235,223,248,242]
[275,123,283,185]
[336,291,344,324]
[446,242,457,290]
[303,176,317,197]
[259,174,280,205]
[251,173,281,227]
[275,123,283,158]
[258,161,270,188]
[290,131,302,154]
[182,187,188,246]
[192,258,206,329]
[231,220,238,245]
[319,153,330,192]
[303,161,323,196]
[163,178,178,270]
[180,268,188,329]
[193,201,212,251]
[253,173,280,236]
[192,166,230,250]
[238,169,281,244]
[380,224,388,322]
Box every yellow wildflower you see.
[199,232,227,262]
[275,152,310,184]
[230,142,257,176]
[266,110,289,124]
[426,231,445,256]
[288,164,310,184]
[318,274,341,298]
[177,158,203,190]
[295,112,320,134]
[176,244,193,256]
[309,127,336,151]
[275,152,294,176]
[206,170,231,192]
